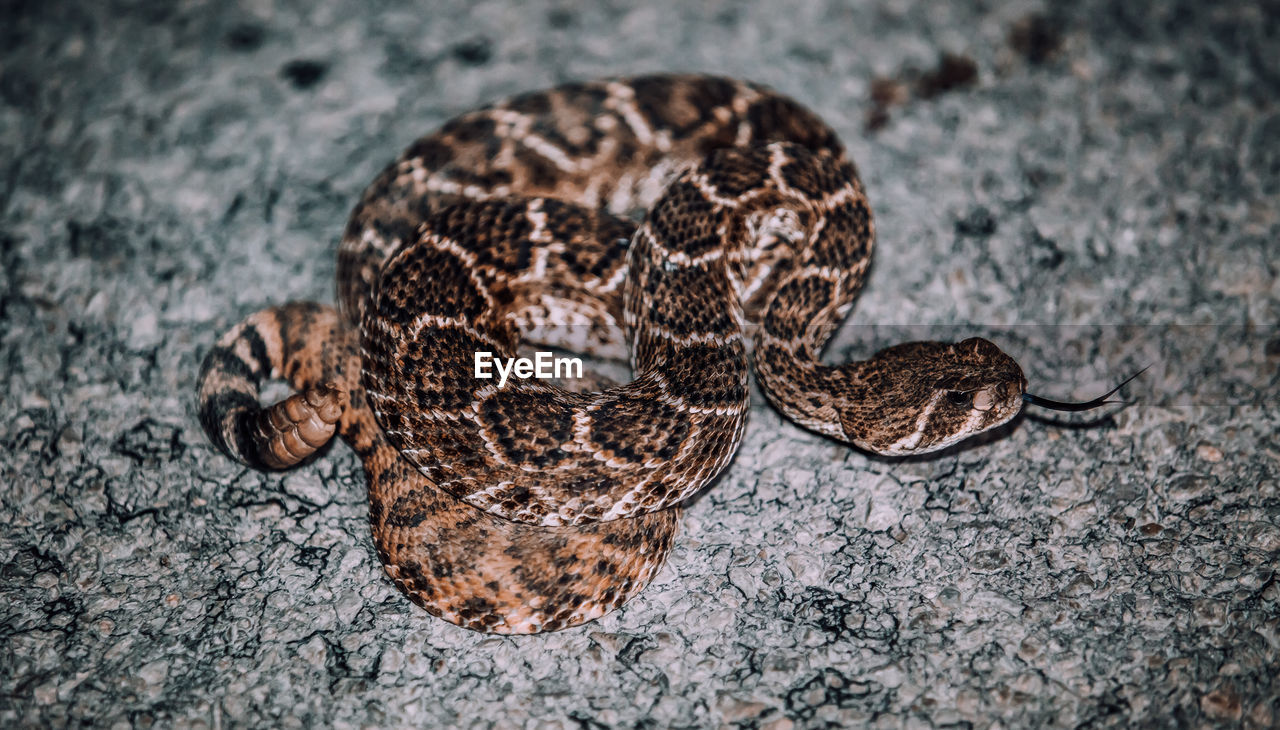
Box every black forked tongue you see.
[1022,366,1150,412]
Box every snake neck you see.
[752,332,851,441]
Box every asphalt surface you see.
[2,0,1277,726]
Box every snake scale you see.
[198,74,1032,633]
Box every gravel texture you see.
[2,0,1277,727]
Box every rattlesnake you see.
[198,74,1073,633]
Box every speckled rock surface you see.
[2,0,1277,727]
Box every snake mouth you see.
[1022,366,1149,412]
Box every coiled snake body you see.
[198,75,1027,633]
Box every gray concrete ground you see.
[2,0,1277,727]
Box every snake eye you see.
[946,390,974,408]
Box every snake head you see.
[836,337,1026,455]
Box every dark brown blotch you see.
[764,275,835,341]
[810,201,872,270]
[589,393,690,464]
[378,242,488,325]
[701,146,773,198]
[745,96,843,156]
[778,152,850,198]
[646,180,725,258]
[402,136,456,170]
[441,114,497,144]
[478,388,578,468]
